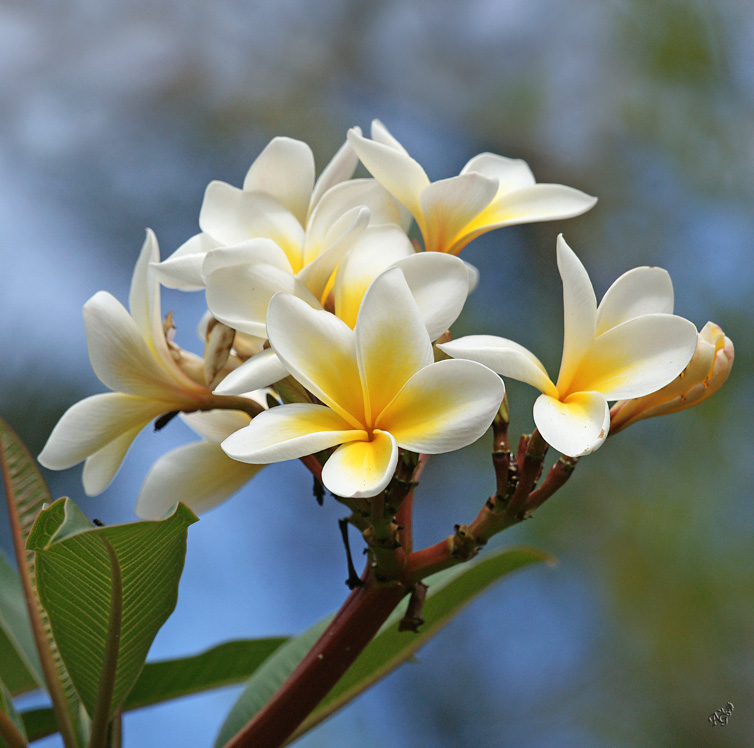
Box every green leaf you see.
[0,415,83,747]
[0,678,28,748]
[124,637,289,710]
[214,620,331,748]
[215,545,553,748]
[26,498,198,723]
[20,637,289,741]
[0,548,44,695]
[292,546,554,742]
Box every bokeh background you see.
[1,1,752,746]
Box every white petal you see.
[222,404,363,463]
[84,292,200,400]
[554,236,598,394]
[393,252,471,340]
[333,222,415,329]
[356,268,433,426]
[377,359,505,453]
[370,120,410,154]
[347,127,430,226]
[472,183,598,229]
[198,181,251,245]
[181,409,253,443]
[438,335,558,397]
[596,267,674,335]
[464,260,480,293]
[569,313,699,400]
[297,207,370,302]
[154,233,219,290]
[205,262,322,338]
[419,173,498,254]
[308,135,360,215]
[38,394,173,470]
[130,230,178,374]
[306,179,404,257]
[533,391,610,457]
[460,153,536,193]
[321,430,398,499]
[136,441,263,519]
[213,349,290,395]
[200,182,305,268]
[201,239,294,280]
[82,425,142,495]
[129,229,160,340]
[242,137,315,225]
[266,293,365,426]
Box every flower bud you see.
[163,311,208,386]
[610,322,734,434]
[203,319,236,389]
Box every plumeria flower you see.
[154,133,407,290]
[222,268,505,499]
[38,230,260,494]
[438,236,698,457]
[136,405,268,519]
[610,321,734,433]
[347,120,597,255]
[207,234,474,396]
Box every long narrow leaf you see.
[20,637,289,741]
[27,498,198,721]
[215,545,553,747]
[290,545,554,741]
[0,549,44,695]
[214,620,332,747]
[0,679,28,748]
[0,415,82,746]
[0,552,45,696]
[124,638,289,710]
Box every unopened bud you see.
[276,375,315,405]
[610,321,734,434]
[204,320,236,389]
[163,311,208,386]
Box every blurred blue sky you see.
[2,1,753,746]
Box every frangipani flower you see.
[439,236,698,457]
[38,231,256,494]
[208,237,474,396]
[136,406,267,519]
[347,120,597,255]
[155,134,406,290]
[222,268,505,498]
[610,321,734,433]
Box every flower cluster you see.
[39,121,733,515]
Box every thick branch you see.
[222,569,407,748]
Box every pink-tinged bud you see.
[610,322,734,434]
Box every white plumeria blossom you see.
[222,268,505,499]
[154,133,407,290]
[438,235,699,457]
[347,120,597,255]
[38,231,217,494]
[136,405,268,520]
[210,239,474,396]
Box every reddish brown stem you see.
[403,535,458,582]
[393,453,428,555]
[525,456,578,512]
[222,569,408,748]
[505,431,548,518]
[299,453,323,482]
